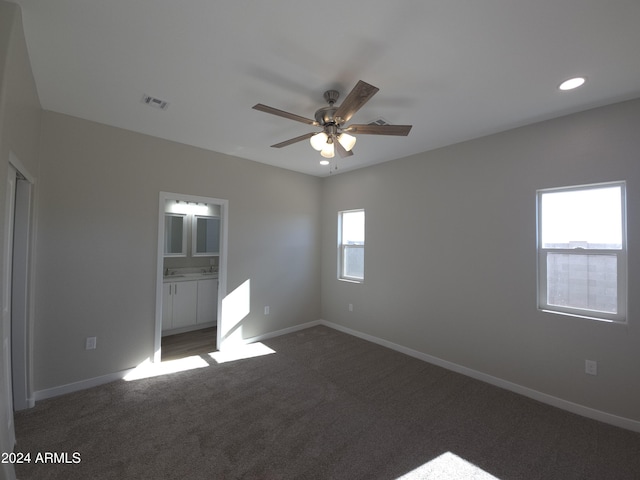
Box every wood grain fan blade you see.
[345,124,412,136]
[333,80,379,123]
[271,132,315,148]
[253,104,318,125]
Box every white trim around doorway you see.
[155,192,228,362]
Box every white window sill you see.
[539,308,627,325]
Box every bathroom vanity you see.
[162,273,218,335]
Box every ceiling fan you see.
[253,80,412,162]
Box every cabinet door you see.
[162,283,173,330]
[171,281,198,328]
[197,279,218,324]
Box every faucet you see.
[164,267,169,276]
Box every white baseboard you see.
[241,320,323,345]
[34,369,133,402]
[33,321,323,402]
[318,319,640,433]
[161,321,217,337]
[32,318,640,433]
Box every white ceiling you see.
[12,0,640,177]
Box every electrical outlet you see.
[585,359,597,376]
[264,306,270,315]
[348,303,353,312]
[86,336,97,350]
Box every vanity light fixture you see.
[559,77,586,91]
[170,200,208,216]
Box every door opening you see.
[2,153,35,459]
[154,192,228,363]
[11,167,33,411]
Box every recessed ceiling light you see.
[559,77,586,91]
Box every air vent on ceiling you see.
[142,94,169,110]
[368,117,389,126]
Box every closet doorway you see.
[154,192,228,363]
[6,154,35,414]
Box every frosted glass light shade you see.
[338,133,356,151]
[319,159,330,165]
[310,132,328,151]
[320,142,335,158]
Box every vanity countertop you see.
[163,272,218,282]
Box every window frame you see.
[536,181,627,323]
[338,209,365,283]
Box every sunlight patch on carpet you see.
[396,452,500,479]
[209,342,275,364]
[123,356,210,381]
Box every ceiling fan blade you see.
[334,137,354,158]
[270,132,316,148]
[333,80,379,124]
[253,104,318,125]
[345,124,412,136]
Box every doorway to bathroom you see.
[154,192,228,363]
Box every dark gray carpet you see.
[14,325,640,479]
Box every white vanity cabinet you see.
[162,280,198,330]
[163,276,218,333]
[197,278,218,325]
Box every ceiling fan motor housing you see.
[315,90,341,126]
[315,106,339,126]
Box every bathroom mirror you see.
[193,215,220,256]
[164,213,187,257]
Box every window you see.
[339,209,365,282]
[537,182,626,322]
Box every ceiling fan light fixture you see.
[310,132,328,151]
[320,142,335,158]
[319,159,330,166]
[254,80,412,164]
[338,133,356,151]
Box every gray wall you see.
[320,98,640,422]
[0,2,42,479]
[34,111,322,390]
